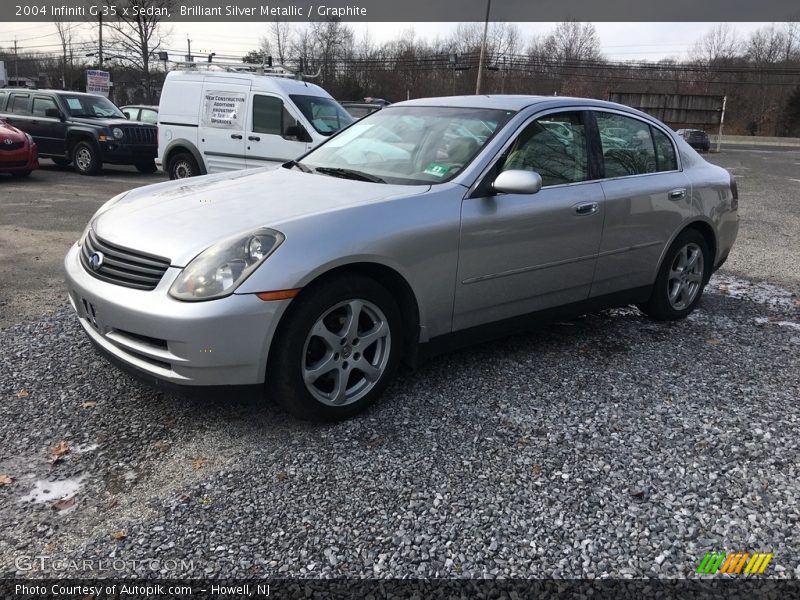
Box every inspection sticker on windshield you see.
[424,163,450,177]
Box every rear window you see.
[10,94,30,115]
[0,91,7,111]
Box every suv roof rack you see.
[171,60,299,79]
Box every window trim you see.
[9,93,31,115]
[32,96,59,119]
[468,107,600,198]
[591,108,682,180]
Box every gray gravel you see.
[1,274,798,579]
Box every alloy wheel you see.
[667,242,704,310]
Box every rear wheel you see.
[72,140,102,175]
[638,229,710,320]
[135,159,157,173]
[268,276,402,421]
[167,152,199,179]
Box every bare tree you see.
[746,24,783,65]
[781,21,800,62]
[103,0,173,103]
[270,21,293,67]
[53,18,74,89]
[541,21,602,62]
[691,23,741,65]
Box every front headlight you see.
[169,228,285,301]
[111,127,124,140]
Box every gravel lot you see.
[0,151,798,579]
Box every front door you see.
[245,94,310,168]
[454,110,604,331]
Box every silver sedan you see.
[64,96,739,420]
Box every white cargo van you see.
[156,66,354,179]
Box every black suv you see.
[0,89,157,175]
[676,128,711,153]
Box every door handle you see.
[248,135,260,141]
[574,202,599,216]
[230,134,243,139]
[668,188,686,200]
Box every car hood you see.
[0,121,27,141]
[94,167,430,266]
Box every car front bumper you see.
[0,143,38,173]
[64,243,290,386]
[98,142,157,165]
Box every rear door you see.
[591,110,692,297]
[198,80,250,173]
[3,92,32,131]
[29,95,66,155]
[245,93,309,168]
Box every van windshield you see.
[289,95,354,136]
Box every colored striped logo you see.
[696,552,773,575]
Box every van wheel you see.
[167,152,199,179]
[135,159,157,173]
[72,141,102,175]
[638,229,710,321]
[268,276,402,421]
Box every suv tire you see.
[72,140,102,175]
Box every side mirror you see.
[492,169,542,195]
[285,124,311,143]
[45,108,64,120]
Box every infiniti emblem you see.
[89,252,104,271]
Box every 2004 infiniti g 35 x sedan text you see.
[65,96,739,420]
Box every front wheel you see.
[638,229,710,320]
[268,276,402,421]
[72,141,102,175]
[167,152,199,179]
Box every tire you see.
[135,159,157,173]
[268,275,402,421]
[71,140,102,175]
[638,229,711,321]
[167,152,199,179]
[52,157,71,167]
[11,170,32,178]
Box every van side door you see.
[197,81,250,173]
[245,93,310,169]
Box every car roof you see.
[391,95,658,118]
[166,70,333,98]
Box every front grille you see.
[80,229,170,291]
[0,141,24,151]
[120,125,157,145]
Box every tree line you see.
[2,18,800,136]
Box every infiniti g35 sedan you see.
[65,96,739,420]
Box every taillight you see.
[729,172,738,210]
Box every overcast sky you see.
[0,21,770,62]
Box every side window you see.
[32,97,58,118]
[252,95,283,135]
[122,108,138,120]
[596,112,657,177]
[652,127,678,172]
[0,91,7,111]
[500,111,588,187]
[10,94,30,115]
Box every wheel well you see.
[684,221,717,268]
[279,263,421,368]
[165,145,204,174]
[67,133,96,153]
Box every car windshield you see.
[63,94,125,119]
[289,94,354,135]
[299,106,515,185]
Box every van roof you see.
[165,70,332,98]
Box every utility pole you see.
[98,14,103,66]
[186,37,193,62]
[715,95,727,153]
[13,38,18,85]
[474,0,491,95]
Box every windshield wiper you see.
[284,159,312,173]
[314,167,385,184]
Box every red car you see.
[0,118,38,177]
